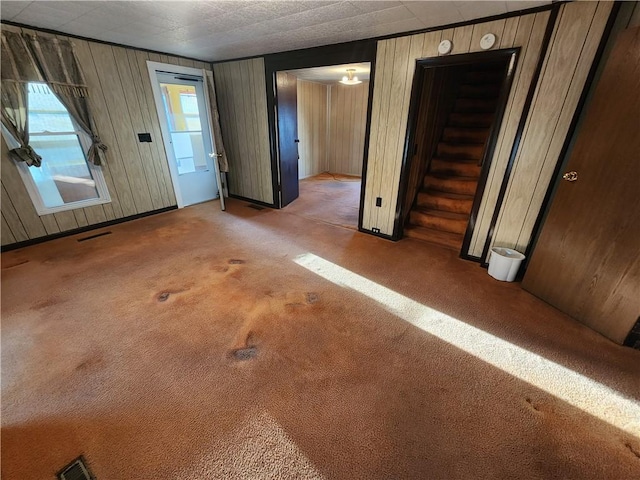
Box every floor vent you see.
[77,231,112,242]
[623,317,640,350]
[58,456,94,480]
[247,204,265,211]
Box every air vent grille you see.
[58,456,94,480]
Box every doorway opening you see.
[275,63,371,230]
[147,62,219,208]
[399,49,518,256]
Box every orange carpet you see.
[1,198,639,479]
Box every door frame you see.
[263,40,377,214]
[395,48,520,259]
[147,61,216,208]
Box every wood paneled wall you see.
[362,1,613,261]
[479,1,614,260]
[1,24,209,246]
[328,82,369,176]
[297,80,327,179]
[213,58,272,204]
[362,11,550,237]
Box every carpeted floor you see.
[1,198,639,479]
[283,173,360,230]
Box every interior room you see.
[1,2,639,479]
[281,63,370,229]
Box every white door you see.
[149,65,218,207]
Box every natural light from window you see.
[294,252,640,438]
[25,83,104,210]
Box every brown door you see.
[276,72,299,207]
[522,27,640,344]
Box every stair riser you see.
[442,128,489,143]
[459,85,500,99]
[417,193,473,214]
[436,143,484,160]
[425,176,478,196]
[410,212,468,235]
[463,72,504,84]
[405,228,462,250]
[448,113,493,128]
[455,98,497,113]
[430,159,481,178]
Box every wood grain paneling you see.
[213,58,272,204]
[488,1,613,259]
[0,25,202,246]
[297,80,327,179]
[328,82,368,176]
[362,10,553,239]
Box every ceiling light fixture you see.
[339,69,362,85]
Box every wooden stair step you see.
[409,208,468,234]
[455,97,498,113]
[430,157,482,178]
[448,112,494,128]
[424,174,479,195]
[417,190,474,214]
[404,225,464,251]
[442,127,490,143]
[464,70,504,84]
[459,84,500,98]
[436,142,484,160]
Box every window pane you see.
[28,135,99,207]
[170,131,207,175]
[160,83,202,132]
[28,83,75,133]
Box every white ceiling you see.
[287,62,370,84]
[0,1,550,62]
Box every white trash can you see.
[488,247,525,282]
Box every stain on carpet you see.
[306,292,319,304]
[525,397,540,412]
[1,259,29,269]
[211,265,229,273]
[230,346,258,360]
[75,355,103,371]
[229,331,258,361]
[157,292,171,302]
[625,442,640,459]
[32,297,63,310]
[229,259,245,265]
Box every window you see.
[6,83,110,215]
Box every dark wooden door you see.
[276,72,299,207]
[522,27,640,344]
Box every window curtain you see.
[0,30,107,167]
[1,31,43,166]
[204,70,229,173]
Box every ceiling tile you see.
[453,1,508,21]
[0,1,32,19]
[505,1,550,13]
[350,1,404,14]
[13,5,79,29]
[0,0,552,62]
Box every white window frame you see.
[3,83,111,216]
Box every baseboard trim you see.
[1,206,177,252]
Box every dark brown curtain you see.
[0,30,107,167]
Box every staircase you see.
[405,65,505,250]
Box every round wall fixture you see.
[480,33,496,50]
[438,39,452,55]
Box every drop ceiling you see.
[0,1,551,62]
